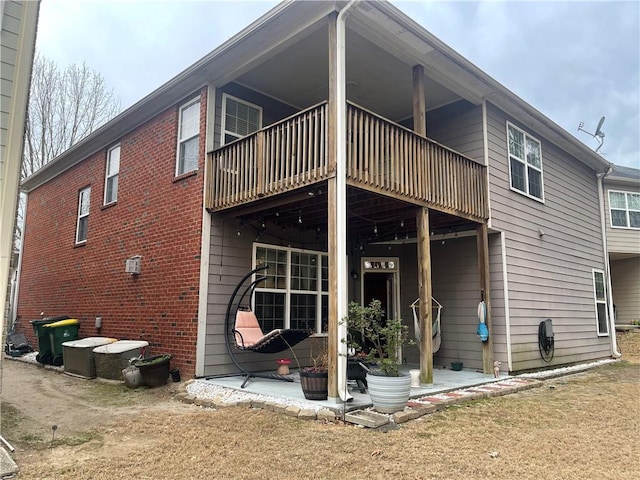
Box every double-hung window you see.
[592,269,609,336]
[221,94,262,145]
[253,244,328,334]
[176,97,200,175]
[507,122,544,201]
[608,190,640,229]
[76,186,91,244]
[104,144,120,204]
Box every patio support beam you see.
[416,207,433,384]
[477,222,494,374]
[412,65,426,136]
[327,11,339,400]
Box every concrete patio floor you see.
[201,364,504,413]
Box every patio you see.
[199,365,504,413]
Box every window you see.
[609,190,640,229]
[507,122,544,201]
[176,97,200,175]
[221,94,262,145]
[104,144,120,204]
[253,244,328,334]
[76,186,91,244]
[592,269,609,336]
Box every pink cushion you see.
[234,310,265,347]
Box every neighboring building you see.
[17,1,617,391]
[1,0,40,333]
[604,165,640,325]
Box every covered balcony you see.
[207,101,488,224]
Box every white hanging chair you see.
[411,297,442,354]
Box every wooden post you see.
[413,65,426,137]
[327,12,338,399]
[416,207,433,384]
[477,222,493,374]
[256,130,264,197]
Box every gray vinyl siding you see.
[486,102,611,371]
[604,181,640,255]
[610,257,640,324]
[202,215,318,376]
[0,0,21,162]
[427,101,484,162]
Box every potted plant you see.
[346,299,414,413]
[299,336,328,400]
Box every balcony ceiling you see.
[235,20,461,123]
[225,183,478,246]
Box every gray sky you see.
[36,0,639,168]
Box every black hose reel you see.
[538,319,554,363]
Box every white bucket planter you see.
[366,373,412,413]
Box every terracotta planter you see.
[366,372,411,413]
[299,370,328,400]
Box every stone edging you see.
[174,377,543,425]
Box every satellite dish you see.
[595,116,605,138]
[577,116,606,153]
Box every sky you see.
[35,0,639,169]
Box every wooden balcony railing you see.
[207,102,328,210]
[346,103,488,220]
[207,101,488,221]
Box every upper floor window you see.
[104,144,120,205]
[609,190,640,229]
[592,269,609,336]
[76,186,91,244]
[222,94,262,145]
[507,122,544,201]
[176,97,200,175]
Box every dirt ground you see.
[1,331,639,480]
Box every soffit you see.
[234,24,460,121]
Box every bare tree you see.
[22,53,121,179]
[15,54,121,244]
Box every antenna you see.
[578,116,605,153]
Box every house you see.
[603,165,640,326]
[1,0,40,335]
[16,1,618,397]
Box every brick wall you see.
[16,88,208,379]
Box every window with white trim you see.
[253,244,328,334]
[76,186,91,244]
[222,94,262,145]
[176,97,200,175]
[608,190,640,229]
[592,269,609,336]
[104,144,120,205]
[507,122,544,201]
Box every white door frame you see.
[360,257,402,360]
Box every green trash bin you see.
[43,319,80,366]
[31,316,70,365]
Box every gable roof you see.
[22,0,611,192]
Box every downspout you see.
[596,166,621,357]
[11,194,27,331]
[336,0,359,402]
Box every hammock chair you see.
[224,265,312,388]
[410,297,442,354]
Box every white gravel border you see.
[186,380,328,412]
